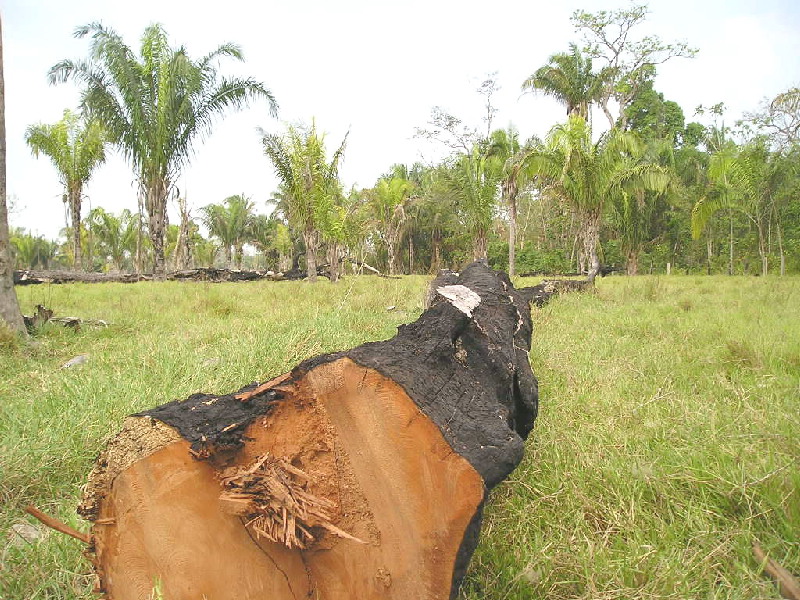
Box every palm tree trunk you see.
[0,16,26,336]
[474,227,488,261]
[508,194,517,279]
[431,230,441,274]
[408,236,414,275]
[584,212,601,283]
[728,210,734,276]
[386,228,397,276]
[69,186,82,270]
[303,228,318,282]
[146,183,168,279]
[135,199,144,274]
[327,243,339,283]
[626,249,639,276]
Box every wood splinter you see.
[25,505,90,544]
[754,543,800,600]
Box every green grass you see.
[1,275,798,599]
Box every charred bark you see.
[76,262,538,600]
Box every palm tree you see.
[692,140,777,276]
[202,194,255,269]
[50,23,277,277]
[609,138,676,275]
[367,173,415,275]
[522,44,606,121]
[526,116,668,281]
[0,16,27,335]
[25,109,106,270]
[87,207,136,271]
[444,145,502,261]
[261,122,347,281]
[488,127,531,278]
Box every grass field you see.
[1,274,798,599]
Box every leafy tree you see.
[202,194,255,269]
[572,3,696,129]
[261,122,347,281]
[747,87,800,149]
[25,109,106,270]
[50,23,276,277]
[0,16,26,335]
[522,43,606,121]
[624,80,685,142]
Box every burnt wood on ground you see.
[74,262,539,600]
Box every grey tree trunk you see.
[386,234,396,276]
[473,227,488,261]
[0,17,26,335]
[327,242,339,283]
[69,186,82,270]
[146,184,168,279]
[303,228,318,282]
[584,213,601,283]
[505,180,518,279]
[728,211,734,276]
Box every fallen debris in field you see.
[61,354,89,369]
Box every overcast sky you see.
[3,0,799,239]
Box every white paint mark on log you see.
[437,285,481,317]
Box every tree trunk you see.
[327,242,339,283]
[473,227,488,261]
[0,16,26,336]
[507,183,518,279]
[626,249,639,276]
[728,210,734,276]
[74,262,538,600]
[69,185,83,270]
[431,230,441,274]
[584,212,601,283]
[235,245,244,270]
[174,197,192,270]
[303,228,318,282]
[408,235,414,275]
[386,234,396,276]
[145,184,168,279]
[135,201,144,275]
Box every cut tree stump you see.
[79,261,539,600]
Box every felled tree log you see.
[79,262,538,600]
[525,278,594,307]
[14,269,148,285]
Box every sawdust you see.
[79,416,181,520]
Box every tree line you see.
[10,5,800,282]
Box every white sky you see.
[3,0,799,239]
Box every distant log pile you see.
[14,268,303,285]
[40,262,539,600]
